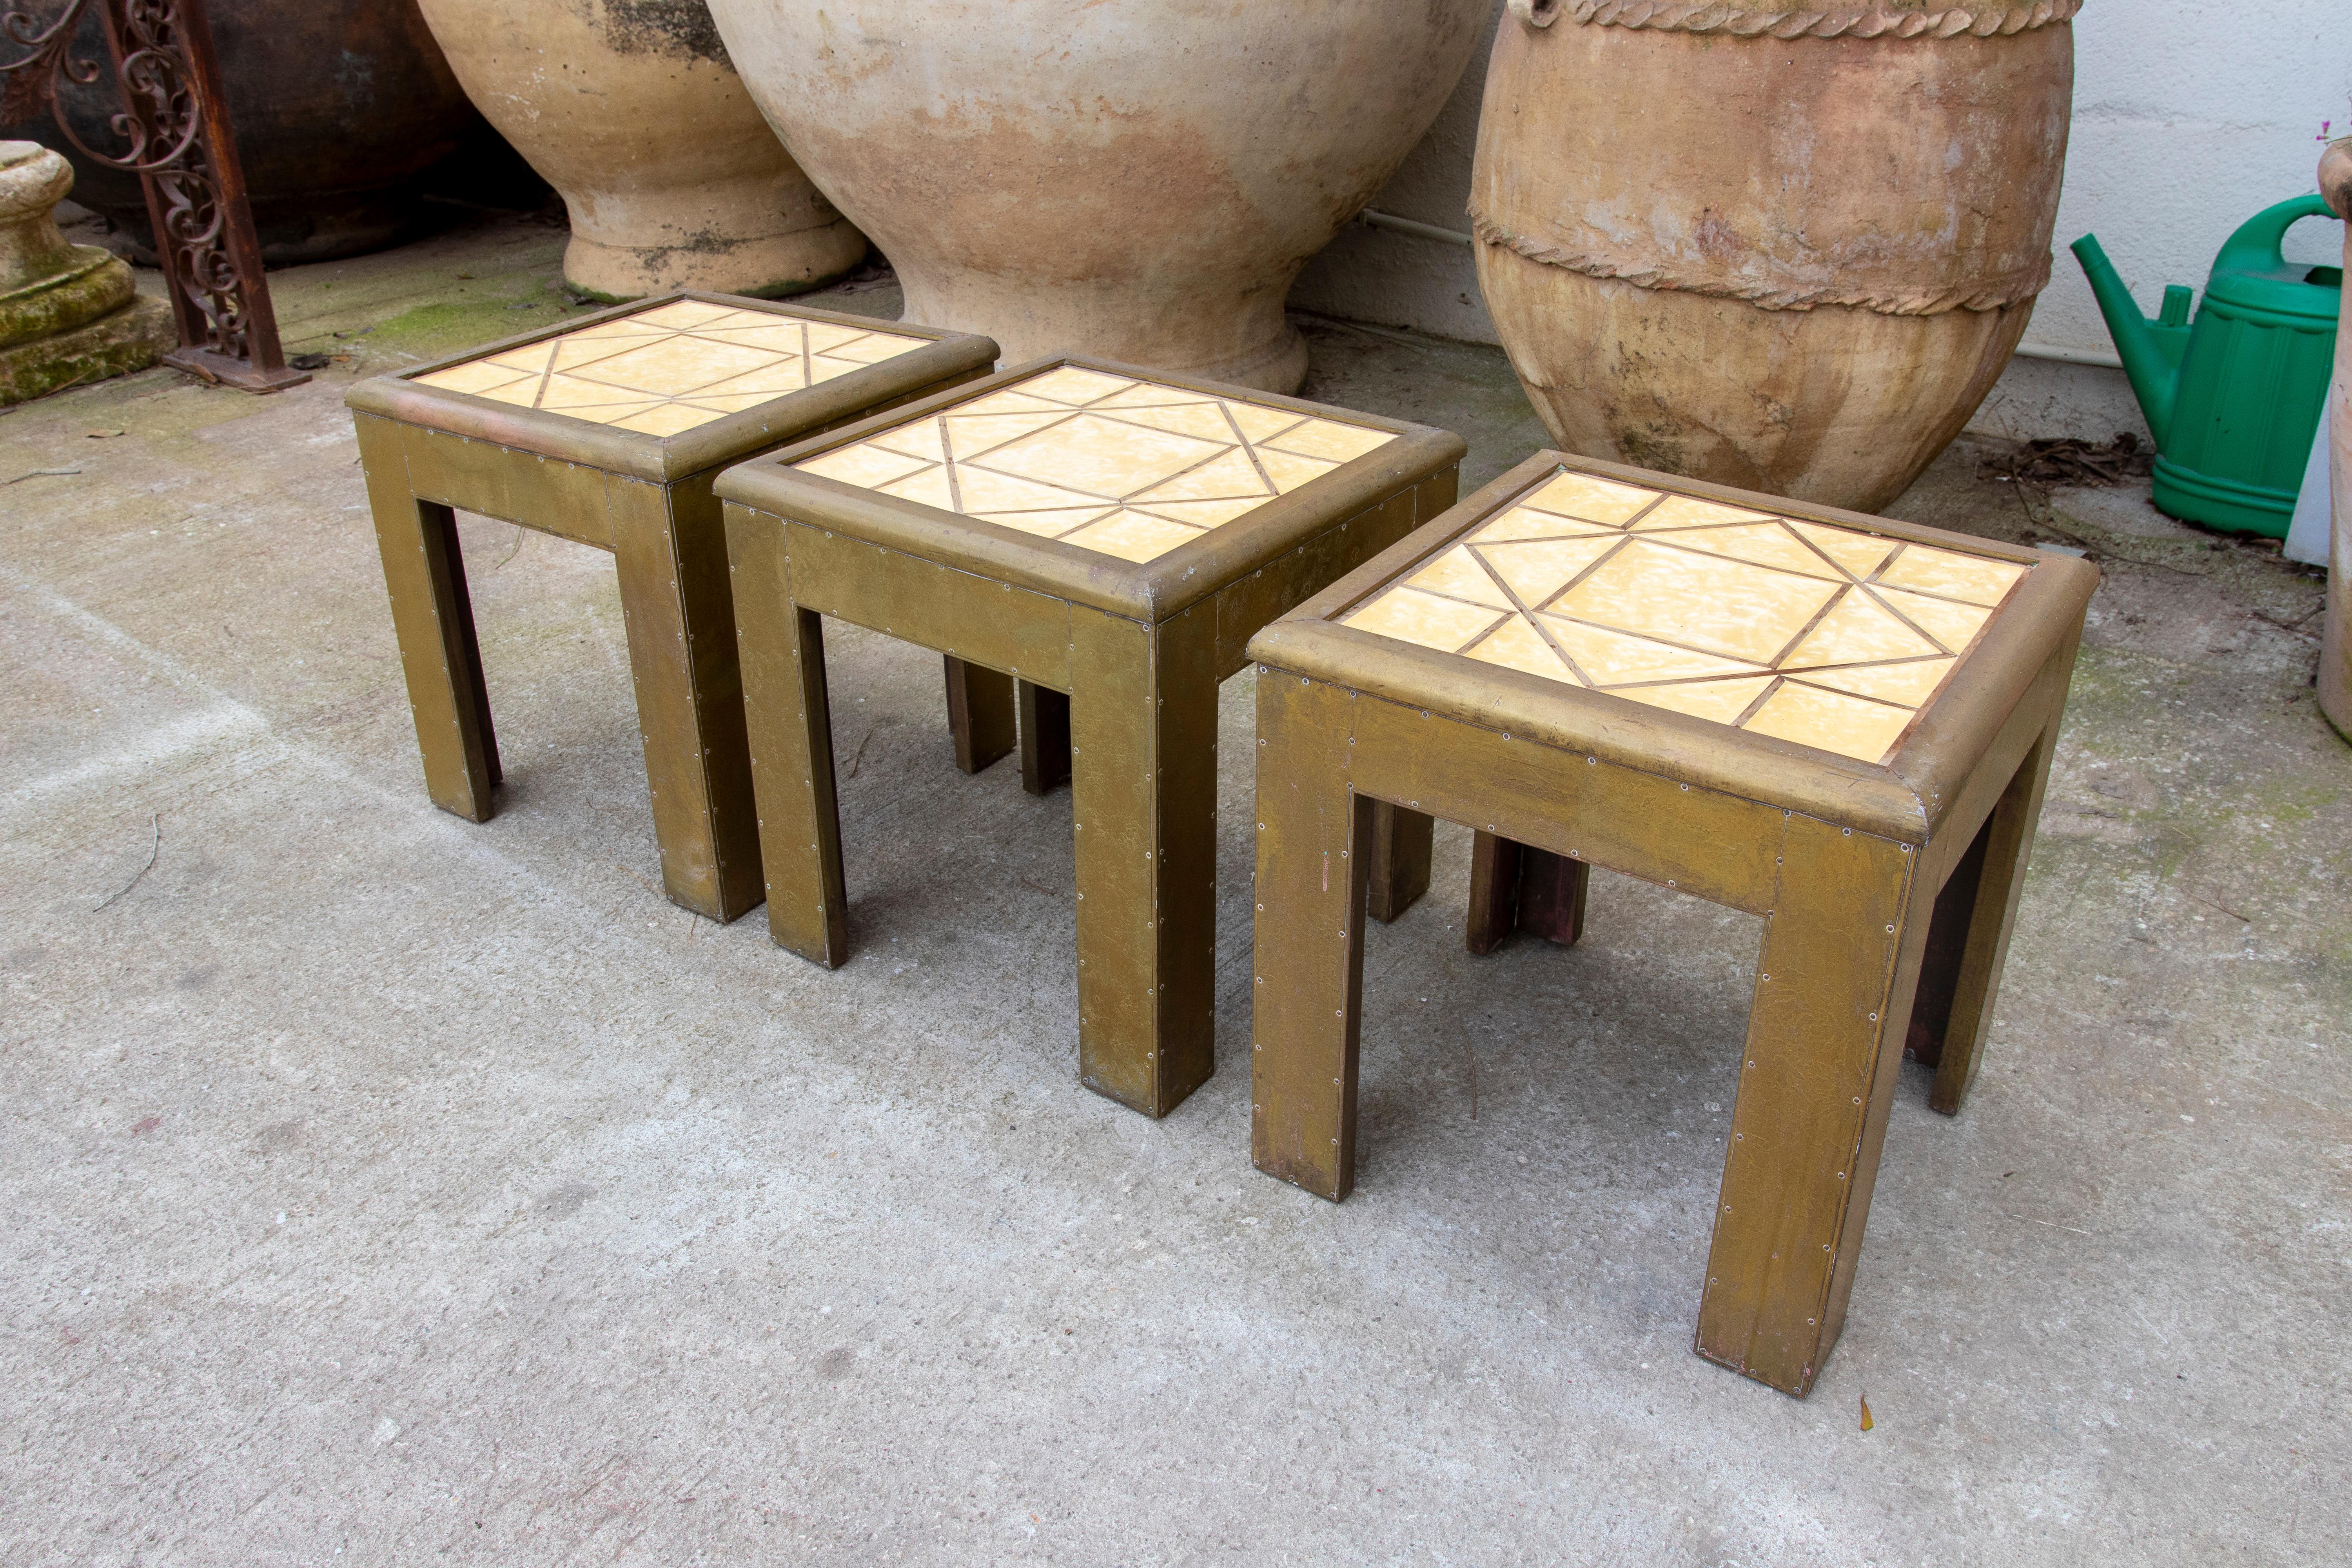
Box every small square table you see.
[347,294,998,921]
[715,356,1465,1116]
[1245,451,2097,1395]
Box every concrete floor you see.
[4,215,2348,1566]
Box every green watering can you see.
[2073,195,2342,538]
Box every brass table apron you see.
[1245,449,2098,1396]
[717,354,1466,1117]
[347,292,999,922]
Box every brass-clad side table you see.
[347,294,998,921]
[717,356,1466,1116]
[1246,451,2097,1395]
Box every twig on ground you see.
[2002,1210,2092,1237]
[2190,892,2252,924]
[5,468,80,485]
[2250,606,2322,639]
[495,523,526,571]
[1018,875,1060,898]
[844,724,875,780]
[93,814,160,911]
[1458,1021,1478,1122]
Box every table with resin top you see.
[1243,451,2097,1396]
[714,356,1465,1117]
[346,295,996,921]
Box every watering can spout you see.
[2070,232,2180,446]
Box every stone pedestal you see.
[0,140,173,405]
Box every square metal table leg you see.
[1364,801,1432,924]
[1912,721,2060,1116]
[1246,670,1372,1199]
[730,511,849,969]
[944,655,1017,775]
[609,478,764,922]
[359,417,500,822]
[1695,815,1929,1396]
[1068,603,1218,1117]
[1466,831,1589,952]
[1017,679,1072,797]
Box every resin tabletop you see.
[1337,468,2028,765]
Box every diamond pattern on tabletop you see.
[1341,470,2031,764]
[411,300,934,437]
[791,367,1399,564]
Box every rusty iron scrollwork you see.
[1,0,305,391]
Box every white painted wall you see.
[1290,0,2351,443]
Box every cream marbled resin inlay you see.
[1342,470,2031,763]
[790,365,1397,563]
[410,301,933,439]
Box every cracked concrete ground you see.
[4,215,2347,1566]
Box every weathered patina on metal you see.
[345,292,998,922]
[0,0,301,389]
[716,355,1465,1117]
[1245,450,2097,1396]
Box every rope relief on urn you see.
[1512,0,2082,37]
[1468,213,2056,316]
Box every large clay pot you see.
[2319,138,2351,740]
[9,0,490,265]
[416,0,864,300]
[1471,0,2078,512]
[704,0,1490,392]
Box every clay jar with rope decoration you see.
[1475,0,2080,510]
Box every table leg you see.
[1067,604,1218,1116]
[1923,728,2057,1116]
[1697,815,1929,1396]
[1018,679,1072,796]
[1365,801,1432,923]
[1518,845,1590,944]
[611,480,763,922]
[1467,832,1588,952]
[944,656,1016,774]
[728,510,848,967]
[1248,669,1372,1200]
[358,416,499,822]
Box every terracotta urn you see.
[415,0,865,301]
[10,0,491,265]
[2319,137,2350,740]
[1471,0,2079,512]
[703,0,1490,392]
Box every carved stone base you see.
[0,293,173,405]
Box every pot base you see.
[1195,323,1310,398]
[562,217,867,303]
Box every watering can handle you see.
[2212,193,2338,279]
